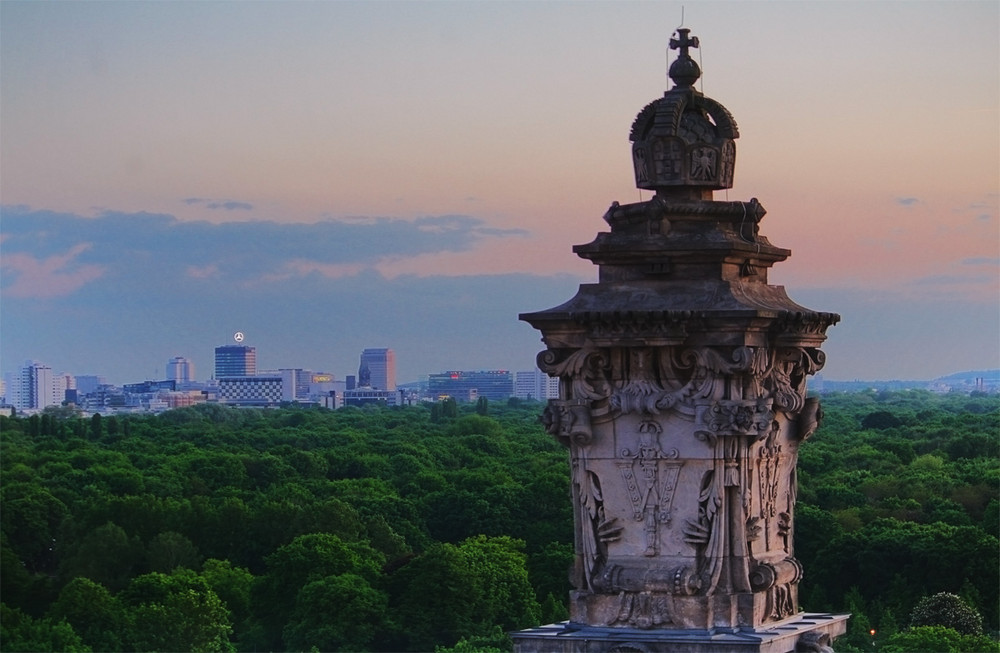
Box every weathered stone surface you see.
[511,613,849,653]
[524,340,832,631]
[517,26,846,651]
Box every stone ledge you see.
[511,612,849,653]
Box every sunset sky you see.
[2,1,997,385]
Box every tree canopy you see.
[0,390,996,651]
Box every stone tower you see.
[515,29,848,652]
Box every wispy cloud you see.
[955,197,998,223]
[183,198,254,211]
[894,197,921,207]
[909,273,995,287]
[260,260,369,282]
[0,206,529,298]
[0,243,105,298]
[185,264,220,279]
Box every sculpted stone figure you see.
[516,28,849,653]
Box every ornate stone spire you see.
[516,26,847,652]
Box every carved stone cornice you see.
[522,284,839,344]
[537,343,826,433]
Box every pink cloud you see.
[186,264,220,279]
[256,259,369,283]
[1,243,105,298]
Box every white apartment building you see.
[514,369,560,401]
[7,361,62,411]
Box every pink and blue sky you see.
[2,1,997,384]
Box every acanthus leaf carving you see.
[796,396,823,441]
[611,348,666,414]
[694,398,774,444]
[542,399,594,446]
[542,344,828,428]
[763,347,825,415]
[537,346,611,402]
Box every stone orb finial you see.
[668,28,701,88]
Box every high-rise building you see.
[215,345,256,378]
[515,369,560,400]
[10,360,57,411]
[167,356,195,383]
[358,348,395,390]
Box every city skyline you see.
[3,344,533,389]
[2,2,998,384]
[1,348,565,412]
[6,343,996,397]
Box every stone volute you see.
[518,28,845,646]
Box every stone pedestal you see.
[512,613,849,653]
[517,27,845,653]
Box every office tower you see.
[12,360,56,410]
[278,369,315,402]
[358,348,395,390]
[215,345,256,378]
[167,356,195,383]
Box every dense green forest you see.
[1,390,997,652]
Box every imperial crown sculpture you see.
[516,29,848,652]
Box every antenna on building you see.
[698,35,705,94]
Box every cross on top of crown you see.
[669,28,699,59]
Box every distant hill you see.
[814,369,999,394]
[934,369,1000,382]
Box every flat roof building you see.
[428,370,513,402]
[515,369,560,401]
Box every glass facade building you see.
[359,348,396,390]
[215,345,256,378]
